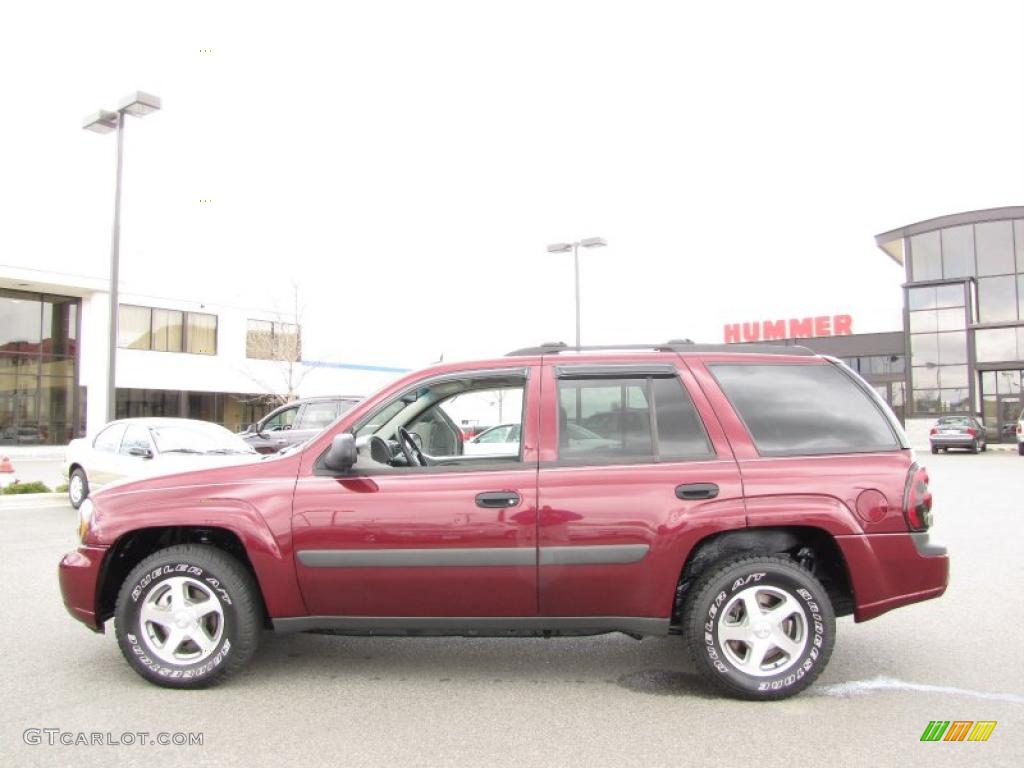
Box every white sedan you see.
[64,418,259,509]
[462,422,620,456]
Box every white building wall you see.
[76,288,406,435]
[80,291,111,433]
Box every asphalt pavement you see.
[0,451,1021,767]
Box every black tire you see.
[683,555,835,701]
[930,444,939,454]
[1018,442,1024,456]
[68,467,88,509]
[114,544,261,688]
[971,440,979,454]
[981,442,987,452]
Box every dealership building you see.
[726,206,1024,443]
[0,266,406,446]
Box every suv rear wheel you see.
[683,555,835,701]
[114,544,261,688]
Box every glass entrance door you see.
[980,370,1023,442]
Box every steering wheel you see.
[396,426,427,467]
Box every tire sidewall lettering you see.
[702,568,828,693]
[123,563,233,680]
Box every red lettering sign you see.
[722,315,853,342]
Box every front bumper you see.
[837,530,949,622]
[58,546,107,632]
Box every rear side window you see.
[297,402,339,430]
[709,363,899,456]
[557,375,713,461]
[93,423,127,452]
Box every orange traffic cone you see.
[0,456,14,489]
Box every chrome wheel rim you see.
[69,474,84,505]
[140,576,225,666]
[718,585,808,677]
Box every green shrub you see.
[1,481,53,495]
[55,483,69,493]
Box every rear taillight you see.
[903,464,933,532]
[966,427,978,437]
[929,427,938,436]
[1017,424,1022,435]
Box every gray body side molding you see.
[296,544,650,569]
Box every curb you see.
[0,493,68,507]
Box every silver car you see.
[928,415,987,454]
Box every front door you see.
[292,366,540,618]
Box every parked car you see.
[463,423,520,455]
[1017,409,1024,455]
[59,342,947,700]
[928,415,987,454]
[63,418,259,509]
[241,396,362,454]
[463,422,619,456]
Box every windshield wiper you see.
[204,448,253,455]
[161,448,203,454]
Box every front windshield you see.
[151,422,256,455]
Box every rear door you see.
[536,356,745,620]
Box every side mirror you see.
[323,433,357,473]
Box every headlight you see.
[77,498,94,543]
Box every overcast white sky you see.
[2,0,1023,368]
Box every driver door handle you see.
[476,491,520,508]
[675,482,719,500]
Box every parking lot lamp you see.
[82,92,162,422]
[546,237,607,347]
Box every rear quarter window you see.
[708,363,900,456]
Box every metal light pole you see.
[83,92,161,422]
[546,237,607,347]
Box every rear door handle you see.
[476,491,520,508]
[675,483,719,500]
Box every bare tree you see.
[240,281,311,407]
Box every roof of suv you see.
[505,341,817,356]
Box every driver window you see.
[352,372,527,468]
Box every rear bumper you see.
[58,546,107,632]
[836,531,949,622]
[929,435,978,446]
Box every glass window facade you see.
[899,215,1024,430]
[0,290,81,445]
[118,305,217,355]
[116,389,273,432]
[246,319,301,360]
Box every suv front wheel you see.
[683,555,835,701]
[114,545,262,688]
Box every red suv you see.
[59,342,948,700]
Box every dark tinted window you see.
[557,376,712,461]
[651,377,713,457]
[709,364,899,456]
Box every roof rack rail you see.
[505,341,816,357]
